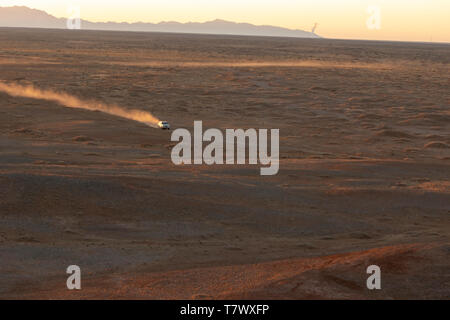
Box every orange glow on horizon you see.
[1,0,449,43]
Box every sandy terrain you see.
[0,28,449,299]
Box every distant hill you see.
[0,6,320,38]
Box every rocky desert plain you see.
[0,28,449,299]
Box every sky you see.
[2,0,450,42]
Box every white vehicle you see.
[158,121,171,130]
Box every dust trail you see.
[0,82,160,127]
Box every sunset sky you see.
[2,0,450,42]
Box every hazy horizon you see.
[1,1,449,43]
[0,6,320,39]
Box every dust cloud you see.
[0,82,160,127]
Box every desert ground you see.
[0,27,449,299]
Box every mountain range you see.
[0,6,320,38]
